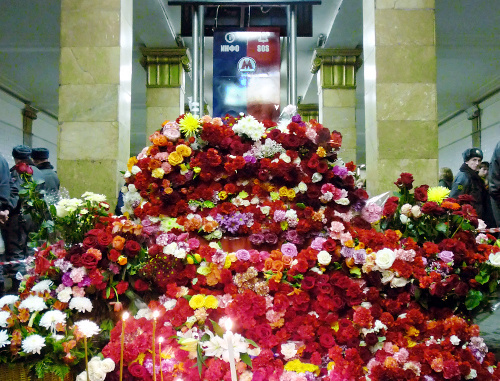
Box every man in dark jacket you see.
[0,153,14,295]
[450,148,496,227]
[32,147,60,201]
[489,141,500,228]
[3,145,45,292]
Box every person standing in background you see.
[438,167,453,189]
[0,153,14,295]
[32,147,60,201]
[489,142,500,228]
[478,161,490,190]
[450,148,496,227]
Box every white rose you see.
[450,335,460,346]
[311,173,323,183]
[281,342,297,360]
[411,205,422,218]
[380,270,394,284]
[400,204,412,216]
[375,248,396,270]
[123,171,131,178]
[335,197,350,205]
[400,214,409,224]
[260,206,271,215]
[390,277,408,288]
[57,287,73,303]
[279,153,291,163]
[489,252,500,267]
[298,182,307,192]
[317,251,332,266]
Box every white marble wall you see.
[0,89,58,169]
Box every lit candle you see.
[225,319,238,381]
[84,336,89,381]
[120,311,129,381]
[152,310,160,381]
[158,337,164,381]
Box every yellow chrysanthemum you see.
[179,113,201,137]
[316,146,326,158]
[189,294,205,309]
[284,359,319,373]
[427,186,450,204]
[203,295,218,309]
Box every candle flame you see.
[122,311,130,321]
[153,310,160,319]
[159,336,164,343]
[225,318,233,331]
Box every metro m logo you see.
[238,57,256,73]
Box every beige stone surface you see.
[61,9,120,47]
[322,107,356,131]
[339,148,357,165]
[322,89,356,108]
[60,47,120,85]
[59,84,119,122]
[146,87,182,107]
[62,0,121,11]
[375,9,435,46]
[58,159,119,208]
[376,0,434,9]
[376,45,436,83]
[58,121,119,160]
[376,83,437,121]
[376,120,438,159]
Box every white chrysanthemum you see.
[69,297,93,313]
[0,311,11,328]
[31,279,54,293]
[57,287,73,303]
[22,334,46,354]
[19,295,47,312]
[39,310,67,330]
[0,330,10,348]
[232,115,266,141]
[55,198,84,217]
[0,295,19,309]
[81,192,107,203]
[74,320,100,338]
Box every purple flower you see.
[333,166,348,178]
[78,276,92,288]
[249,233,265,246]
[281,243,298,258]
[264,232,278,245]
[62,272,73,287]
[340,246,354,258]
[284,230,303,245]
[291,114,302,123]
[244,155,257,164]
[236,249,250,261]
[438,250,454,263]
[353,249,367,264]
[273,210,286,222]
[311,237,327,251]
[188,238,200,250]
[109,263,120,275]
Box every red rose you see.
[133,279,149,292]
[15,162,33,175]
[97,231,113,247]
[394,172,414,189]
[383,196,399,217]
[82,235,98,249]
[128,362,148,379]
[116,281,129,295]
[108,249,121,262]
[124,240,141,258]
[414,185,429,202]
[81,252,98,269]
[319,333,335,348]
[69,254,83,267]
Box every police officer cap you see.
[12,145,32,160]
[32,147,49,160]
[462,148,483,162]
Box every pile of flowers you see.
[2,109,500,380]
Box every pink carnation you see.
[362,203,383,224]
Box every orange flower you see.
[86,248,102,260]
[152,132,168,146]
[282,255,293,267]
[56,322,66,332]
[18,308,30,323]
[271,260,284,273]
[53,301,68,310]
[11,329,22,346]
[441,201,460,211]
[270,250,283,261]
[112,236,126,250]
[202,219,218,233]
[117,256,128,266]
[121,220,143,235]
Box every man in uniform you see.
[32,147,60,201]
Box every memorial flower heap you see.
[3,108,500,380]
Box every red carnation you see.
[133,279,149,292]
[115,281,129,295]
[383,196,399,217]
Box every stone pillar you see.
[141,48,191,140]
[363,0,438,195]
[297,104,319,123]
[58,0,133,207]
[22,104,38,147]
[312,48,362,164]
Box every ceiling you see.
[0,0,499,150]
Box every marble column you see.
[312,48,362,164]
[141,48,191,140]
[297,103,319,123]
[363,0,438,195]
[22,104,37,147]
[57,0,133,207]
